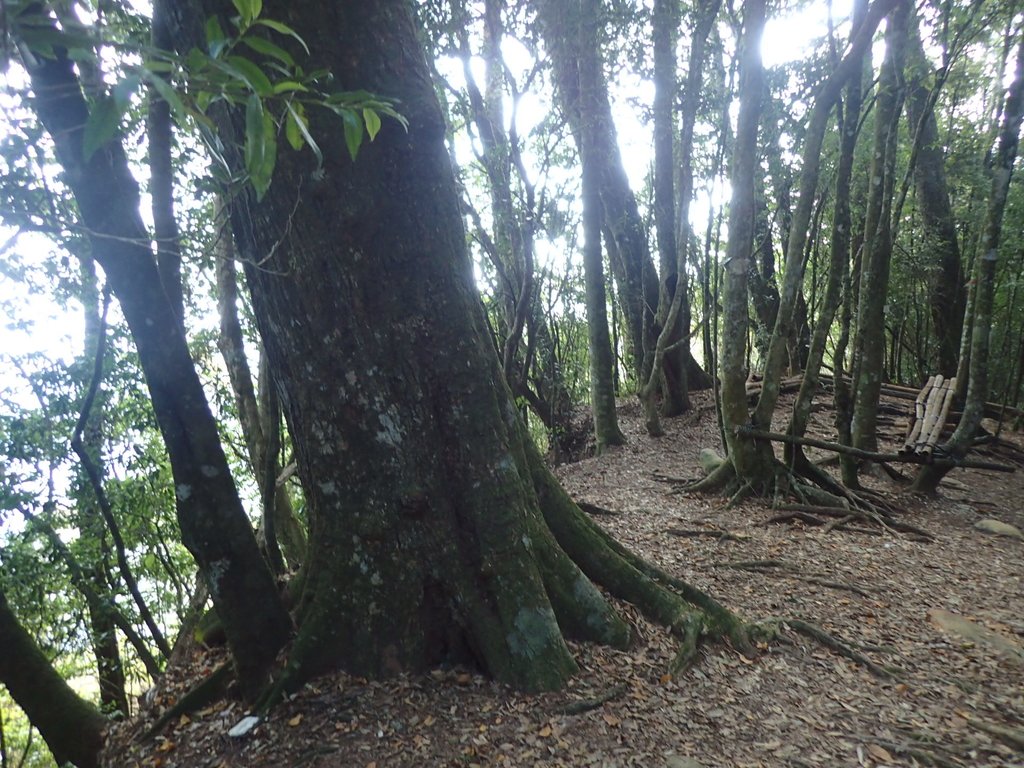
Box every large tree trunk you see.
[21,21,291,698]
[176,0,748,695]
[0,590,106,768]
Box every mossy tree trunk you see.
[175,0,748,694]
[0,589,106,768]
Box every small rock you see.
[228,715,260,738]
[973,519,1024,541]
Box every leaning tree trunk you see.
[177,0,751,696]
[0,590,106,768]
[20,19,291,698]
[913,35,1024,494]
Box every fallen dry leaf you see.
[288,714,303,727]
[867,744,893,762]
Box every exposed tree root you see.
[668,528,749,542]
[781,618,898,679]
[575,500,621,516]
[142,663,234,740]
[559,682,628,715]
[710,560,873,598]
[963,713,1024,752]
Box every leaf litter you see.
[106,390,1024,767]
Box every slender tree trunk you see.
[535,0,707,398]
[214,213,306,569]
[76,262,130,715]
[752,0,900,432]
[0,590,106,768]
[22,27,291,699]
[850,0,909,454]
[913,35,1024,493]
[641,0,721,435]
[149,0,185,325]
[579,0,626,450]
[718,0,774,483]
[789,0,868,445]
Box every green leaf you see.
[204,16,227,56]
[243,94,276,199]
[143,70,189,123]
[341,110,363,160]
[111,73,142,111]
[230,0,262,25]
[240,35,295,67]
[82,95,122,161]
[224,55,274,96]
[271,80,309,95]
[254,19,310,54]
[362,108,382,141]
[285,101,322,165]
[284,102,306,151]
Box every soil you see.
[106,389,1024,768]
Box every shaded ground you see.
[108,389,1024,767]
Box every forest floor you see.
[108,388,1024,768]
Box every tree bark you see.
[20,24,291,698]
[0,589,106,768]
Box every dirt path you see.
[109,391,1024,768]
